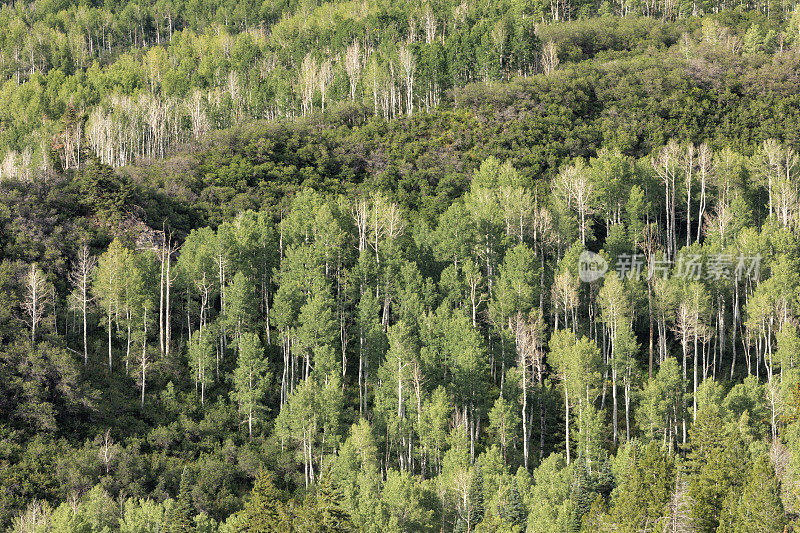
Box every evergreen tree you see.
[719,455,785,533]
[500,478,526,530]
[166,471,194,533]
[467,465,485,527]
[686,407,750,533]
[240,470,292,533]
[608,441,675,531]
[300,469,353,532]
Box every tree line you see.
[0,6,798,179]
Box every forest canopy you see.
[1,1,800,532]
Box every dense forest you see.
[3,0,800,531]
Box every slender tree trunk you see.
[522,364,528,469]
[159,238,165,357]
[610,321,618,445]
[125,312,131,372]
[108,312,112,372]
[625,365,631,441]
[564,387,570,464]
[141,306,147,407]
[682,336,688,444]
[612,362,618,446]
[165,245,172,358]
[248,370,254,439]
[697,180,706,243]
[671,177,677,258]
[648,280,653,377]
[731,281,740,378]
[686,178,691,249]
[82,282,88,367]
[539,375,546,462]
[693,331,698,420]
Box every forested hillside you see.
[2,1,800,531]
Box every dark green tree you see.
[718,455,785,533]
[608,442,675,531]
[240,470,292,533]
[165,470,194,533]
[300,468,353,532]
[500,478,526,530]
[686,407,750,533]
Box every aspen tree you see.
[549,329,602,465]
[696,142,712,242]
[598,271,635,445]
[22,264,50,346]
[94,239,131,372]
[345,42,361,101]
[317,59,332,113]
[398,44,415,114]
[555,160,595,246]
[188,329,214,405]
[234,332,269,439]
[511,310,545,469]
[652,140,682,259]
[684,143,695,249]
[541,40,558,75]
[298,53,317,116]
[69,246,97,366]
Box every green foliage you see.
[489,396,521,464]
[636,358,685,446]
[498,478,526,531]
[299,469,354,532]
[233,332,270,438]
[165,471,195,533]
[187,330,215,405]
[4,7,800,530]
[719,455,786,533]
[239,470,292,533]
[686,407,751,533]
[526,454,576,533]
[76,161,134,225]
[119,498,168,533]
[607,442,675,531]
[378,469,436,532]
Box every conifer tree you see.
[166,471,194,533]
[500,478,526,530]
[301,468,353,532]
[608,442,674,531]
[719,455,785,533]
[686,407,750,533]
[240,470,292,533]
